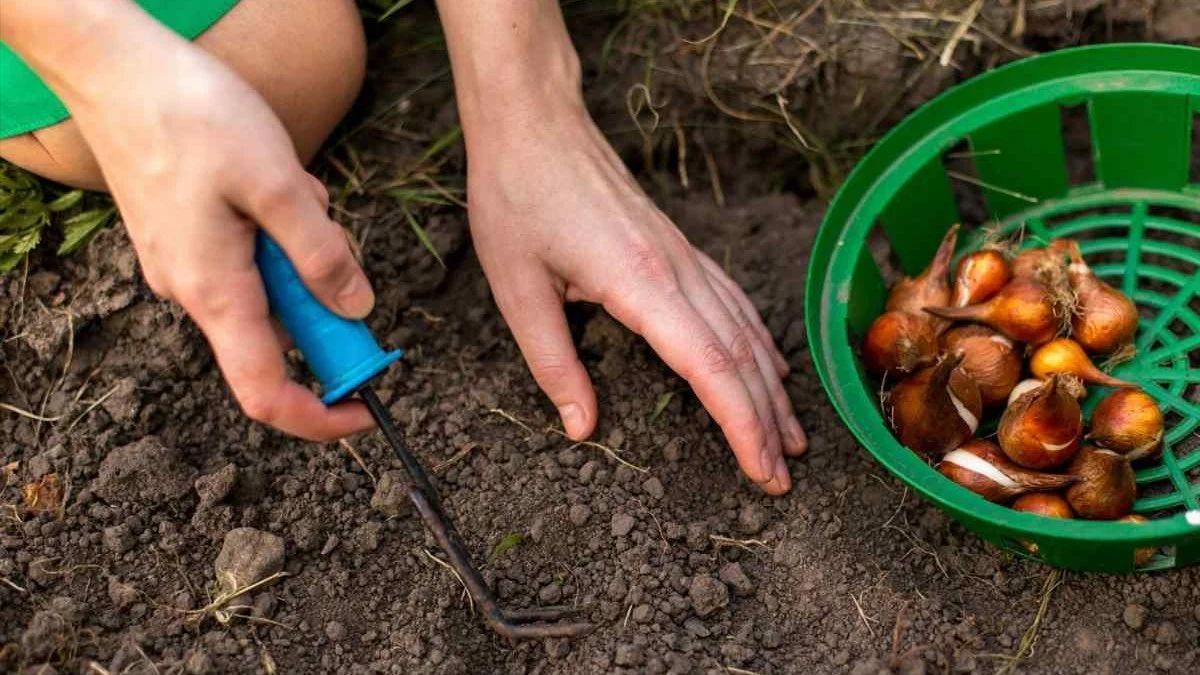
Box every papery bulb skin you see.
[1012,493,1074,519]
[1058,239,1139,354]
[925,278,1062,346]
[1088,389,1164,461]
[888,225,959,332]
[1119,514,1157,566]
[999,375,1083,470]
[1030,338,1135,389]
[1066,447,1136,520]
[887,354,981,457]
[938,439,1078,503]
[952,249,1011,308]
[862,311,937,377]
[941,325,1022,407]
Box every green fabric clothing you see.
[0,0,241,138]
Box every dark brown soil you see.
[3,3,1200,674]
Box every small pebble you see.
[688,575,729,617]
[1123,604,1147,630]
[611,513,636,537]
[325,621,347,642]
[568,504,591,526]
[642,476,665,500]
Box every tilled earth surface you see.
[4,3,1200,674]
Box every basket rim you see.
[804,43,1200,557]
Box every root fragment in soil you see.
[0,401,62,422]
[709,535,772,553]
[488,407,650,473]
[338,439,377,485]
[994,568,1064,675]
[433,442,480,473]
[186,571,289,627]
[421,548,474,615]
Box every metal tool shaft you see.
[358,387,593,639]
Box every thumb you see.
[237,168,374,318]
[495,271,597,440]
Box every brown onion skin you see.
[862,311,937,377]
[887,355,981,457]
[1119,515,1157,566]
[888,225,959,332]
[925,278,1061,345]
[1012,493,1074,519]
[998,375,1083,470]
[937,439,1077,503]
[1088,389,1164,461]
[1066,447,1136,520]
[1030,338,1135,389]
[1012,246,1067,281]
[953,249,1011,308]
[941,325,1022,407]
[1058,239,1139,354]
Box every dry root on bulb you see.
[941,325,1022,407]
[1065,447,1136,520]
[952,249,1011,308]
[925,277,1063,346]
[1030,338,1135,389]
[886,354,981,457]
[938,439,1078,503]
[1119,514,1158,566]
[887,225,959,319]
[1057,239,1139,354]
[862,311,938,377]
[999,375,1082,470]
[1087,388,1164,461]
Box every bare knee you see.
[0,0,366,189]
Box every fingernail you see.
[559,403,584,439]
[759,444,776,484]
[773,456,791,493]
[337,274,374,317]
[787,418,808,453]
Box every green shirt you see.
[0,0,240,138]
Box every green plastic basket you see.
[806,44,1200,573]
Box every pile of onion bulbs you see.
[864,228,1162,561]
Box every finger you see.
[705,267,807,458]
[604,274,781,491]
[494,270,597,440]
[183,266,375,441]
[234,168,374,319]
[697,252,789,376]
[270,318,295,352]
[305,173,331,211]
[670,265,789,494]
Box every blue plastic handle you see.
[254,232,402,404]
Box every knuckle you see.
[296,236,353,287]
[528,354,571,388]
[624,240,677,291]
[731,415,768,455]
[239,390,278,425]
[251,171,302,217]
[696,340,737,377]
[728,330,757,369]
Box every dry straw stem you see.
[709,534,772,553]
[433,442,480,473]
[421,548,474,615]
[996,568,1064,675]
[338,439,377,486]
[64,384,119,433]
[186,571,289,627]
[487,407,650,473]
[0,401,63,422]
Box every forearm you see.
[434,0,587,147]
[0,0,182,110]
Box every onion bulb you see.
[886,354,981,457]
[952,249,1011,308]
[937,439,1077,503]
[888,225,959,332]
[1011,246,1066,281]
[999,375,1082,469]
[1065,447,1136,520]
[1087,389,1163,461]
[1030,338,1135,389]
[862,311,937,377]
[941,325,1022,407]
[1119,514,1157,566]
[1056,239,1138,354]
[925,278,1062,345]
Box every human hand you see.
[466,111,807,494]
[11,4,377,440]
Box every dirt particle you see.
[325,620,348,642]
[614,643,643,667]
[683,617,710,638]
[102,524,134,553]
[107,576,137,609]
[194,463,237,511]
[642,476,665,500]
[568,503,591,526]
[94,436,195,506]
[662,438,684,463]
[737,503,766,534]
[1123,603,1147,630]
[183,649,213,675]
[1153,621,1180,645]
[214,527,285,595]
[632,603,653,623]
[688,575,729,617]
[20,596,80,660]
[773,538,806,568]
[538,582,563,605]
[611,512,636,537]
[718,562,754,597]
[370,470,411,518]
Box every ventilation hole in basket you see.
[867,222,902,288]
[1148,204,1200,228]
[1141,251,1200,279]
[1042,209,1128,233]
[942,140,990,227]
[1061,102,1096,186]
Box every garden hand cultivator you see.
[255,232,593,639]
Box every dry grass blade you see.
[2,576,28,593]
[64,384,119,433]
[0,401,63,422]
[338,439,377,486]
[186,571,289,627]
[939,0,984,67]
[421,548,474,615]
[709,534,771,552]
[683,0,739,45]
[996,569,1063,675]
[433,442,480,473]
[547,429,650,474]
[486,408,536,437]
